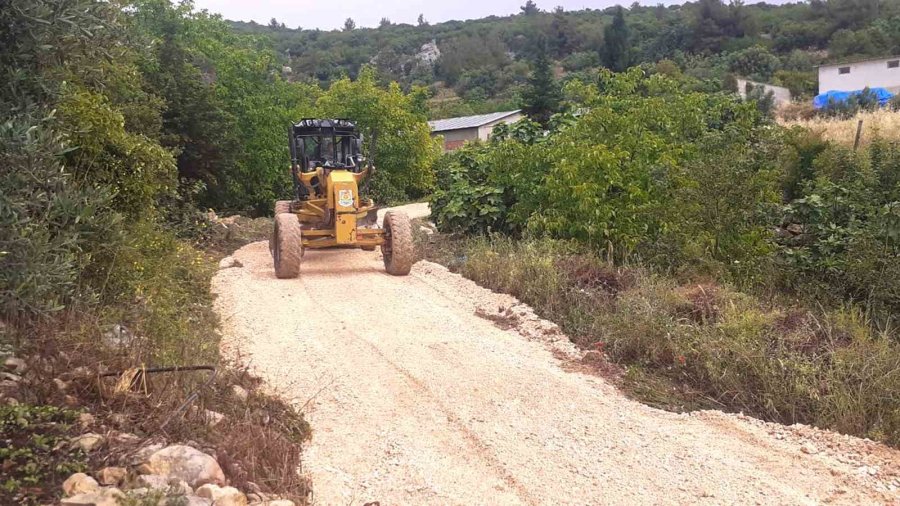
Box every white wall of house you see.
[736,79,792,105]
[818,57,900,93]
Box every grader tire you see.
[382,211,414,276]
[273,213,302,279]
[270,201,293,255]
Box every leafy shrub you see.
[431,118,549,235]
[433,69,779,283]
[779,140,900,315]
[0,117,120,319]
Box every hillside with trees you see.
[234,0,900,117]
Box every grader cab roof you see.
[292,118,358,136]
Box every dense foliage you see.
[431,69,900,320]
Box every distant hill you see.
[230,0,900,118]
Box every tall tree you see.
[602,6,631,72]
[343,18,356,31]
[520,46,562,126]
[417,13,428,26]
[521,0,540,15]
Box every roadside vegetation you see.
[425,69,900,447]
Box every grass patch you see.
[0,405,87,504]
[416,231,900,446]
[780,108,900,147]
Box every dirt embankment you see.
[212,207,900,505]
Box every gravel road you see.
[212,205,900,505]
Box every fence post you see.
[853,119,864,150]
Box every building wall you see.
[818,57,900,93]
[477,112,524,141]
[736,79,792,105]
[434,127,479,151]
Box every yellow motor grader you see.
[269,118,413,278]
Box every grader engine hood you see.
[327,171,358,244]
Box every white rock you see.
[418,225,434,235]
[219,256,243,269]
[185,496,214,506]
[231,384,249,402]
[130,442,164,465]
[137,474,192,494]
[77,412,95,428]
[1,371,22,382]
[800,442,818,455]
[60,487,124,506]
[71,433,104,453]
[196,484,248,506]
[62,473,100,496]
[203,409,225,427]
[3,357,26,374]
[138,444,225,487]
[102,323,134,349]
[97,466,127,486]
[54,377,70,392]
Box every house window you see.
[838,66,851,75]
[888,60,900,69]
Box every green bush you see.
[778,140,900,315]
[0,117,120,319]
[433,70,774,282]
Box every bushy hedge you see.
[431,68,900,321]
[433,69,780,281]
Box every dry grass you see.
[780,109,900,147]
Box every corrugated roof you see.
[428,110,521,132]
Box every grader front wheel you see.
[273,213,302,279]
[382,211,414,276]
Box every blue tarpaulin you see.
[813,88,894,109]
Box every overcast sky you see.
[191,0,680,31]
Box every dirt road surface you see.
[213,206,900,506]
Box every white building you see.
[818,56,900,94]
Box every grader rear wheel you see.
[273,213,302,279]
[382,211,414,276]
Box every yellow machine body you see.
[292,166,384,250]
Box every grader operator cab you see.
[270,118,414,278]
